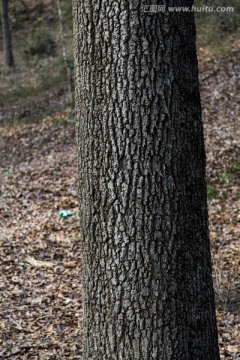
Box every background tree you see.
[56,0,74,105]
[1,0,14,67]
[73,1,220,359]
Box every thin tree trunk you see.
[73,1,220,359]
[1,0,14,67]
[56,0,74,105]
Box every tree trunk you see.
[1,0,14,67]
[73,1,220,359]
[56,0,74,105]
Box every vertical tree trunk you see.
[1,0,14,67]
[56,0,74,105]
[73,1,220,359]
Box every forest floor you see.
[0,50,240,358]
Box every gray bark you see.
[1,0,14,67]
[56,0,74,104]
[73,1,220,359]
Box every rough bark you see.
[73,1,220,359]
[1,0,14,67]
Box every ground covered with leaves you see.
[199,48,240,359]
[0,53,240,358]
[0,109,83,358]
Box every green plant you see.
[53,118,69,127]
[235,192,240,201]
[219,171,231,183]
[229,161,240,174]
[218,161,240,184]
[27,31,56,58]
[207,184,218,200]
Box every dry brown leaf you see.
[24,256,54,268]
[64,261,77,268]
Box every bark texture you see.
[1,0,14,67]
[73,1,220,359]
